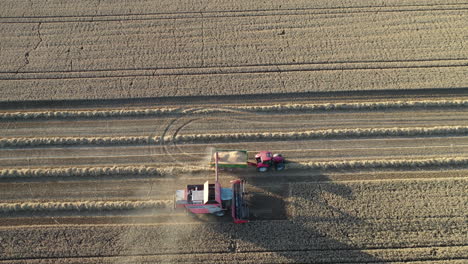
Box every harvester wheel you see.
[214,211,225,217]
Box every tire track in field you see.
[153,115,207,167]
[167,105,253,161]
[1,3,468,23]
[3,58,468,76]
[169,117,203,161]
[2,59,468,80]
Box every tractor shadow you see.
[203,167,382,262]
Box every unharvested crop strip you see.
[163,126,468,144]
[1,99,466,121]
[0,200,172,213]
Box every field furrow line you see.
[0,200,172,213]
[4,58,468,75]
[1,99,467,120]
[2,3,468,24]
[2,157,468,179]
[3,59,468,81]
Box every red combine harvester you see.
[174,149,284,222]
[174,152,249,224]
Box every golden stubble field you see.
[0,0,467,263]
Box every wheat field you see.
[0,0,467,263]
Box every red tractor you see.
[209,149,285,172]
[250,151,285,172]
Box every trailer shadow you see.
[199,168,382,263]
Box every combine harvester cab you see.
[175,151,249,223]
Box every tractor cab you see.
[255,151,273,166]
[254,151,285,172]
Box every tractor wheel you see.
[275,163,285,171]
[257,167,268,172]
[214,211,225,217]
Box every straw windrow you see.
[0,200,172,213]
[1,99,466,120]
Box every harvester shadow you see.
[198,168,383,263]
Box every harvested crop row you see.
[5,126,467,148]
[0,166,177,178]
[1,99,466,120]
[0,136,152,148]
[164,126,468,143]
[287,157,468,170]
[2,158,467,179]
[0,107,180,120]
[0,200,172,213]
[236,99,468,112]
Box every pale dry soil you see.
[1,0,468,100]
[1,0,468,263]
